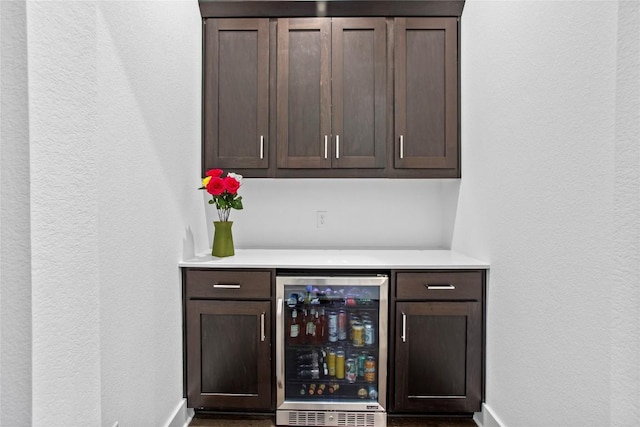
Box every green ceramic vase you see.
[212,221,234,257]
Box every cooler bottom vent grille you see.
[283,411,377,427]
[338,412,375,427]
[288,411,326,426]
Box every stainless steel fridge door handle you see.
[260,135,264,159]
[260,312,266,342]
[401,312,407,342]
[276,298,284,389]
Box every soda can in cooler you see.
[338,310,347,341]
[348,314,360,340]
[357,352,367,378]
[364,320,375,346]
[335,350,345,379]
[328,350,336,377]
[364,356,376,383]
[352,322,364,347]
[345,358,357,383]
[328,311,338,342]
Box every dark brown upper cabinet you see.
[276,18,387,171]
[203,19,270,172]
[199,5,464,178]
[394,17,459,175]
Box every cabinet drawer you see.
[185,269,271,299]
[396,271,482,301]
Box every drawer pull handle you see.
[213,284,241,289]
[425,284,456,290]
[401,312,407,343]
[260,312,266,342]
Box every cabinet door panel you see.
[277,18,331,168]
[201,311,260,394]
[204,19,269,170]
[394,18,458,171]
[332,18,386,168]
[187,300,271,410]
[394,301,481,412]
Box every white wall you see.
[454,1,640,426]
[96,2,202,426]
[7,0,203,426]
[223,178,459,250]
[0,1,32,425]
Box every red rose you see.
[224,176,240,194]
[206,169,223,178]
[206,177,225,196]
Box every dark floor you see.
[190,413,477,427]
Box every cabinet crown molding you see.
[198,0,465,18]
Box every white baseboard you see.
[165,398,194,427]
[474,403,505,427]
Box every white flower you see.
[227,172,243,185]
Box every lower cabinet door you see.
[186,299,272,410]
[394,301,481,413]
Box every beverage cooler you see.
[276,275,389,427]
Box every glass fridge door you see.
[276,275,388,412]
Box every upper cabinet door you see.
[394,18,458,173]
[331,18,386,169]
[203,19,269,172]
[277,18,332,169]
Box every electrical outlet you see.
[317,211,328,228]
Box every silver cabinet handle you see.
[260,312,266,342]
[213,284,241,289]
[401,312,407,343]
[400,135,404,159]
[336,135,340,159]
[324,135,328,159]
[425,284,456,290]
[260,135,264,160]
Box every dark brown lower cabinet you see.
[391,271,484,413]
[186,300,271,410]
[182,267,484,415]
[184,269,274,411]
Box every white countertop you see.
[179,249,489,269]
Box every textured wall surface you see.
[454,1,639,426]
[27,2,101,424]
[611,1,640,424]
[96,2,202,425]
[0,1,32,425]
[14,0,202,426]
